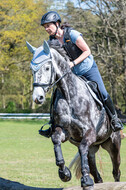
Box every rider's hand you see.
[69,61,74,68]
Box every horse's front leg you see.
[79,135,94,189]
[51,127,71,182]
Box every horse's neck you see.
[52,48,85,103]
[52,51,71,103]
[56,70,71,104]
[56,64,80,104]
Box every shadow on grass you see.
[0,177,63,190]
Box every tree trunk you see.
[1,73,5,109]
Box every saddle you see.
[79,76,104,110]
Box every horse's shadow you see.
[0,177,63,190]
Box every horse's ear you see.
[43,40,50,54]
[26,41,36,54]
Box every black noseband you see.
[33,83,50,87]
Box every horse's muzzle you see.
[35,96,44,104]
[33,87,45,104]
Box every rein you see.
[48,70,70,89]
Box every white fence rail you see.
[0,113,50,119]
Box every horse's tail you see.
[68,152,81,179]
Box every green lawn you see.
[0,120,125,188]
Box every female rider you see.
[41,11,123,132]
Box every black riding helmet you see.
[41,11,61,26]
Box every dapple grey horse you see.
[26,40,121,190]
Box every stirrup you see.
[111,116,124,132]
[39,122,52,138]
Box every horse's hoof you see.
[81,175,94,187]
[58,166,72,182]
[94,177,103,183]
[95,179,103,183]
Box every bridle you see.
[33,59,71,92]
[33,61,54,90]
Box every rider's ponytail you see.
[60,22,72,29]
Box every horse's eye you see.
[46,67,49,71]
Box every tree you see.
[0,0,48,111]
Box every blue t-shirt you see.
[64,29,94,76]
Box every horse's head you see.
[26,40,55,104]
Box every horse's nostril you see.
[35,99,39,104]
[40,96,43,100]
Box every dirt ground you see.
[0,177,126,190]
[64,182,126,190]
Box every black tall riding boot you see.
[104,95,123,132]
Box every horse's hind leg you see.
[51,127,71,182]
[101,131,121,182]
[88,145,103,183]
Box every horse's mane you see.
[47,40,69,61]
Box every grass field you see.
[0,119,125,188]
